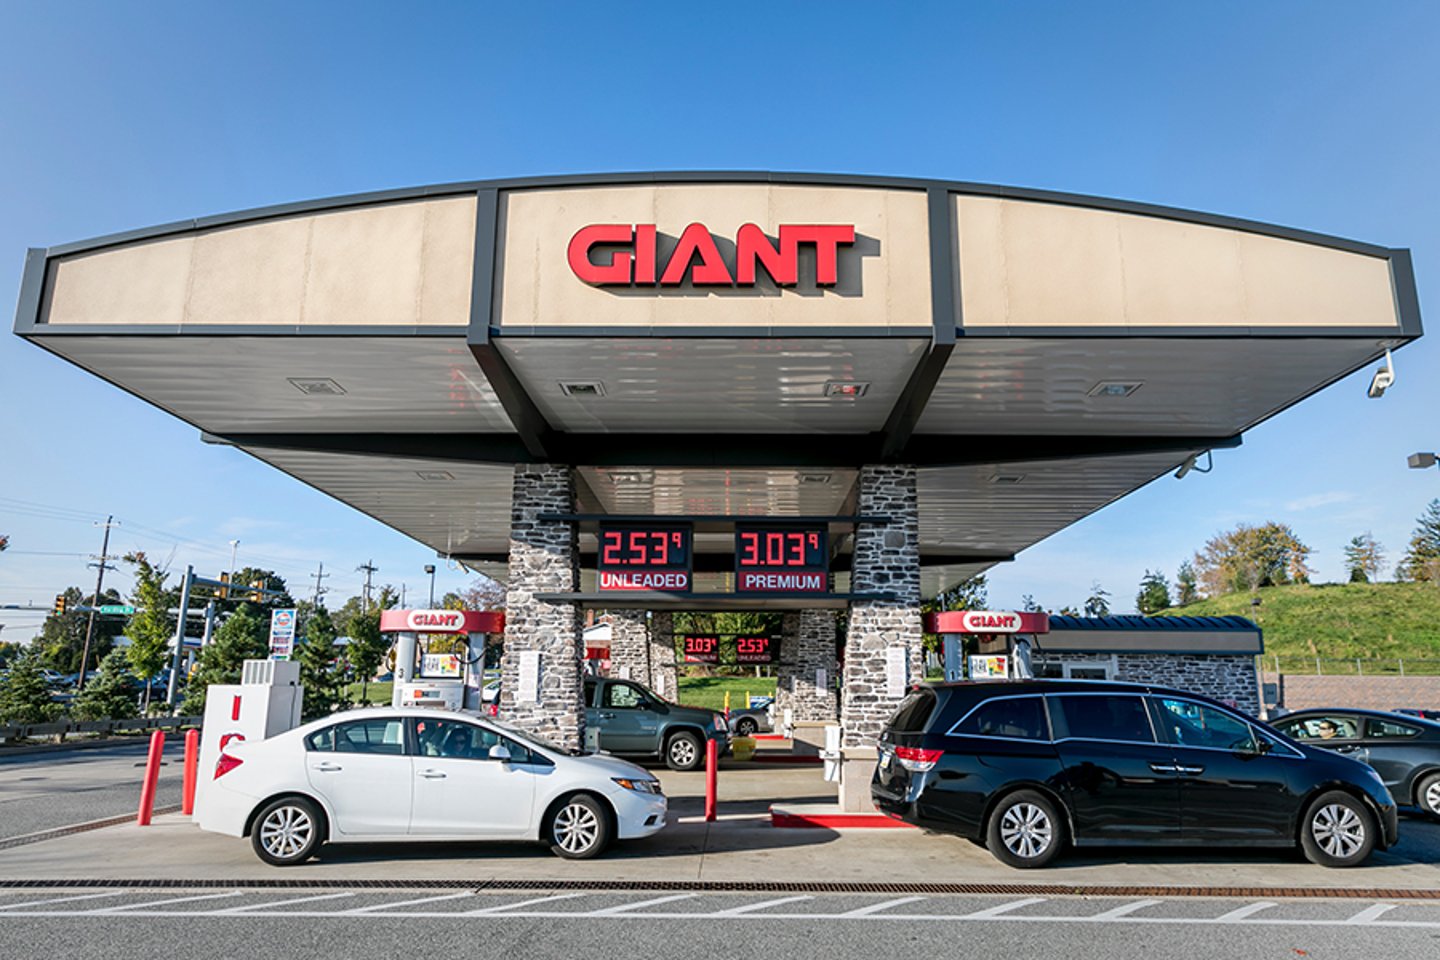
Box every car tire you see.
[735,718,758,738]
[665,731,704,771]
[985,790,1064,869]
[250,796,324,866]
[1300,790,1376,867]
[1415,772,1440,819]
[547,794,611,860]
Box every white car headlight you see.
[613,777,664,795]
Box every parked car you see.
[584,676,729,771]
[730,697,775,737]
[197,706,667,865]
[1270,708,1440,819]
[871,679,1398,869]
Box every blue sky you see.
[2,1,1438,637]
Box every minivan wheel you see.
[547,794,611,859]
[986,790,1064,869]
[251,796,324,866]
[1416,773,1440,819]
[1300,790,1376,867]
[665,731,703,771]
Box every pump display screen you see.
[735,523,828,592]
[597,522,692,591]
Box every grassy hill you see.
[1161,582,1440,670]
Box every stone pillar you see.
[777,610,838,723]
[648,611,677,701]
[839,464,922,810]
[498,464,585,753]
[605,610,649,683]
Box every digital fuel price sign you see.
[735,523,828,592]
[681,635,720,663]
[597,522,693,591]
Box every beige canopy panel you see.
[13,173,1421,595]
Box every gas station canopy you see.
[14,173,1421,595]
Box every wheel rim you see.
[738,721,755,736]
[1424,780,1440,814]
[553,802,600,854]
[999,802,1053,860]
[670,738,697,766]
[259,805,313,860]
[1311,803,1366,859]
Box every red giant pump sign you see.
[568,223,857,287]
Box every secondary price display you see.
[735,523,828,592]
[597,522,693,592]
[679,635,778,664]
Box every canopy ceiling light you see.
[1367,349,1396,398]
[1174,450,1214,480]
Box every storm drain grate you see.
[0,877,1437,900]
[0,806,182,852]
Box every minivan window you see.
[1154,698,1255,752]
[1050,695,1153,743]
[888,689,937,733]
[954,696,1049,741]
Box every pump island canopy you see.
[13,173,1422,598]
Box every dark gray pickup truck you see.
[584,677,729,770]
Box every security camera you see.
[1367,349,1395,399]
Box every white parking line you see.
[839,897,927,917]
[95,891,243,912]
[464,893,587,915]
[959,897,1048,919]
[342,892,474,914]
[217,892,357,914]
[587,894,695,915]
[713,896,814,916]
[1088,899,1161,921]
[1346,903,1398,924]
[0,891,123,911]
[1215,901,1277,922]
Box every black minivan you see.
[872,680,1398,869]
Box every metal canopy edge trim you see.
[453,552,1012,572]
[206,431,1241,468]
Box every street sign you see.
[98,604,136,615]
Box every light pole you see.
[424,564,436,608]
[1408,452,1438,471]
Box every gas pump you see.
[380,609,505,710]
[924,610,1050,680]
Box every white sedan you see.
[197,707,667,865]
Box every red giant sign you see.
[568,223,857,287]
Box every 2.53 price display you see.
[735,523,828,592]
[597,522,693,591]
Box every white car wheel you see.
[548,794,610,859]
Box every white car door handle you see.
[313,762,343,772]
[417,770,447,779]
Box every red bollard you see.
[704,737,718,823]
[181,729,200,815]
[137,730,166,826]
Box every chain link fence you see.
[1262,655,1440,677]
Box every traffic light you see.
[53,594,67,615]
[250,580,266,602]
[217,572,230,599]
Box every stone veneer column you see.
[648,611,677,701]
[498,464,585,753]
[777,610,838,723]
[839,465,922,809]
[605,610,649,683]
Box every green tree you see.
[0,648,60,724]
[70,649,139,722]
[1175,560,1200,605]
[1398,500,1440,582]
[1083,582,1112,618]
[39,585,125,674]
[296,606,342,720]
[1344,532,1386,583]
[122,552,172,711]
[919,575,990,656]
[0,640,23,668]
[1020,594,1043,613]
[1135,570,1171,615]
[1193,522,1313,597]
[182,603,269,714]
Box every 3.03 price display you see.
[597,522,693,592]
[735,523,828,592]
[682,635,719,664]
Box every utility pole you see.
[166,565,194,707]
[310,562,330,608]
[77,516,118,691]
[357,560,378,614]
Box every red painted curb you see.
[749,754,822,764]
[770,809,918,829]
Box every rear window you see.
[330,718,406,755]
[954,696,1049,741]
[1366,717,1422,740]
[887,689,938,733]
[1050,695,1153,744]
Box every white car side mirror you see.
[489,744,512,762]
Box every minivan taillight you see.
[214,752,243,779]
[894,746,944,772]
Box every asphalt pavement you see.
[0,739,186,840]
